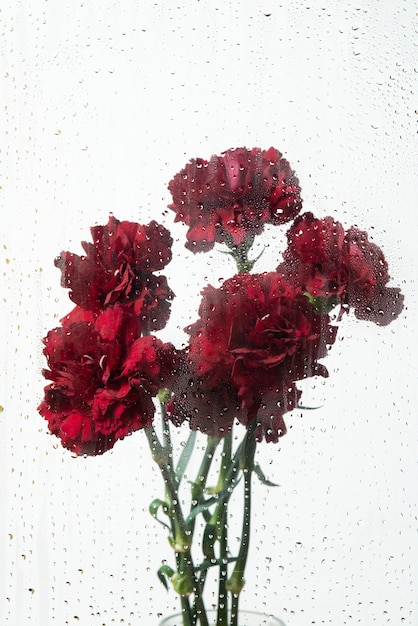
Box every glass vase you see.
[159,610,286,626]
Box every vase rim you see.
[159,609,286,626]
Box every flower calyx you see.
[158,387,171,406]
[304,292,340,315]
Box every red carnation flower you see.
[166,366,298,444]
[55,216,174,331]
[167,273,336,442]
[168,147,302,252]
[278,212,404,325]
[166,361,242,440]
[38,305,177,455]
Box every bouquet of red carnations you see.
[38,147,403,626]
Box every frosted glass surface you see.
[1,2,417,625]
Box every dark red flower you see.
[278,212,404,325]
[166,367,298,444]
[166,361,242,440]
[55,216,174,331]
[166,273,336,442]
[168,147,302,252]
[38,305,177,455]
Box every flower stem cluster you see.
[147,407,258,626]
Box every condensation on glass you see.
[1,2,416,625]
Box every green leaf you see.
[195,556,238,573]
[185,471,243,526]
[149,498,172,531]
[185,494,221,524]
[175,431,197,483]
[297,403,323,410]
[157,564,174,590]
[254,463,279,487]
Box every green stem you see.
[216,433,232,625]
[173,515,193,624]
[230,594,239,626]
[216,505,228,625]
[228,469,252,626]
[161,404,173,465]
[180,594,194,626]
[160,403,176,518]
[189,436,220,614]
[191,436,220,516]
[227,424,257,626]
[144,426,210,626]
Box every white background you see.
[1,1,417,625]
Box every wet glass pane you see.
[1,2,416,625]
